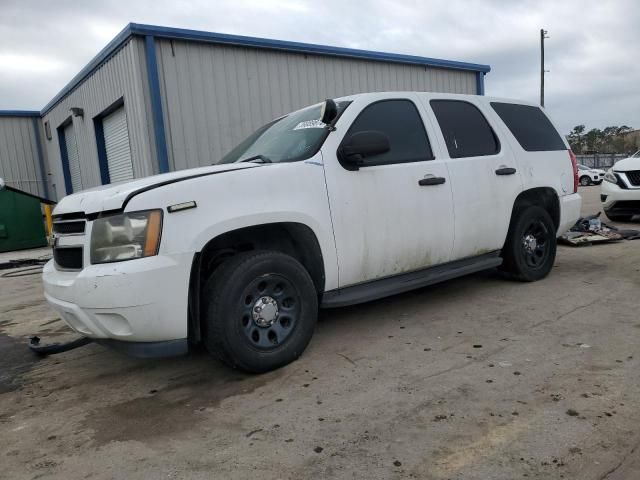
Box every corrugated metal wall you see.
[41,38,154,200]
[155,39,478,170]
[0,116,47,197]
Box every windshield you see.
[632,151,640,158]
[219,101,350,164]
[578,164,588,170]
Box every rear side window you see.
[430,100,500,158]
[343,99,434,166]
[490,102,566,151]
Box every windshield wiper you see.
[239,155,272,164]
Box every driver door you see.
[321,94,455,287]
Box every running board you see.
[321,252,502,308]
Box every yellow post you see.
[44,204,53,237]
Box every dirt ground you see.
[1,185,639,480]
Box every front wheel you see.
[202,250,318,373]
[579,175,591,186]
[501,206,557,282]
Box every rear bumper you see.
[558,193,582,235]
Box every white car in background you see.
[601,151,640,221]
[578,164,605,186]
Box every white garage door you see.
[63,122,82,192]
[103,106,134,183]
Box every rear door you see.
[322,94,455,287]
[423,97,523,260]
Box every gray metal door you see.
[63,122,82,192]
[103,106,134,183]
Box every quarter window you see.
[430,100,500,158]
[490,102,566,152]
[342,99,433,167]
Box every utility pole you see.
[540,28,549,107]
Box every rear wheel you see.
[579,175,591,186]
[202,250,318,373]
[501,206,557,282]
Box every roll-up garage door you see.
[103,106,134,183]
[63,123,82,192]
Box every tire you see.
[579,176,591,186]
[202,250,318,373]
[501,205,557,282]
[605,212,633,222]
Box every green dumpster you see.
[0,185,48,252]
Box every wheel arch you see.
[187,222,325,344]
[509,187,560,233]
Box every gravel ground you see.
[1,185,639,480]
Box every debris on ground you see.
[560,212,640,246]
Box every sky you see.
[1,0,638,135]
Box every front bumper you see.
[557,193,582,235]
[42,252,193,347]
[601,180,640,215]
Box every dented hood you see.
[53,163,258,216]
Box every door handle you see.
[495,167,516,176]
[418,176,446,186]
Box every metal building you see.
[0,112,48,198]
[0,24,491,201]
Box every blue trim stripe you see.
[93,117,111,185]
[130,24,491,73]
[31,117,50,199]
[144,35,170,174]
[0,111,40,117]
[476,72,485,95]
[39,23,490,117]
[56,126,73,194]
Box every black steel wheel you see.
[501,205,557,282]
[202,250,317,373]
[238,274,301,350]
[521,219,552,270]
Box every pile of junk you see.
[560,213,640,246]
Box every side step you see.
[321,251,502,308]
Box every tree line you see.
[566,125,635,154]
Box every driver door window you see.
[341,100,434,168]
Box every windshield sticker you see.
[293,119,326,130]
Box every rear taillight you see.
[569,150,578,193]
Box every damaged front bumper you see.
[42,252,193,357]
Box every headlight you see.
[90,210,162,264]
[604,170,618,184]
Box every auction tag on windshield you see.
[293,120,325,130]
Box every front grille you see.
[53,247,83,270]
[53,221,86,235]
[624,170,640,186]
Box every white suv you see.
[43,92,581,372]
[577,164,605,186]
[601,151,640,221]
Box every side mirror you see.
[320,99,338,125]
[337,130,390,170]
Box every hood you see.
[613,156,640,172]
[53,163,258,216]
